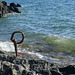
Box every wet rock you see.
[17,4,22,7]
[9,6,21,13]
[0,61,25,75]
[0,50,4,54]
[10,2,17,8]
[2,1,7,6]
[0,1,21,17]
[0,11,2,17]
[59,65,75,74]
[0,51,75,75]
[9,2,21,13]
[50,70,62,75]
[39,69,51,75]
[13,57,26,64]
[22,70,34,75]
[29,60,51,75]
[13,7,21,13]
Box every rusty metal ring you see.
[11,31,25,44]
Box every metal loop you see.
[11,31,25,56]
[11,31,25,44]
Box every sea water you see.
[0,0,75,62]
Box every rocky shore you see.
[0,1,21,17]
[0,1,75,75]
[0,51,75,75]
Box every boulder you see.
[17,4,22,7]
[14,7,21,13]
[0,51,75,75]
[0,11,2,17]
[2,1,7,6]
[10,2,17,8]
[59,65,75,74]
[0,1,21,17]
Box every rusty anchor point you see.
[11,31,25,56]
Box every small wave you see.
[0,41,59,61]
[22,4,33,7]
[3,12,20,18]
[42,35,75,53]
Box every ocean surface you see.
[0,0,75,62]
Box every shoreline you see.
[0,51,75,75]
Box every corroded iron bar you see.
[11,31,25,56]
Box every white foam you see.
[19,49,59,61]
[28,51,44,58]
[0,41,59,61]
[27,51,59,61]
[18,49,43,58]
[22,4,33,7]
[0,41,14,52]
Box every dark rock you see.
[9,6,15,11]
[17,4,22,7]
[50,67,62,75]
[59,65,75,74]
[51,70,62,75]
[40,69,51,75]
[22,70,27,75]
[0,11,2,17]
[2,1,7,6]
[0,51,75,75]
[29,60,48,65]
[9,3,21,13]
[0,50,5,54]
[27,71,34,75]
[3,65,12,75]
[13,57,26,64]
[22,70,34,75]
[7,55,16,63]
[13,7,21,13]
[0,61,13,75]
[10,2,17,8]
[29,60,50,75]
[0,1,21,17]
[9,6,21,13]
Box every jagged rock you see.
[2,1,7,6]
[17,4,22,7]
[22,70,34,75]
[0,52,75,75]
[0,11,2,17]
[59,65,75,74]
[0,1,21,17]
[39,69,51,75]
[50,70,62,75]
[10,2,17,8]
[9,6,21,13]
[13,57,26,64]
[13,7,21,13]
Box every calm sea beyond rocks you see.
[0,1,75,75]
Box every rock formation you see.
[0,51,75,75]
[0,1,21,17]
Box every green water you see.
[0,0,75,55]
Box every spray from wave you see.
[0,41,14,52]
